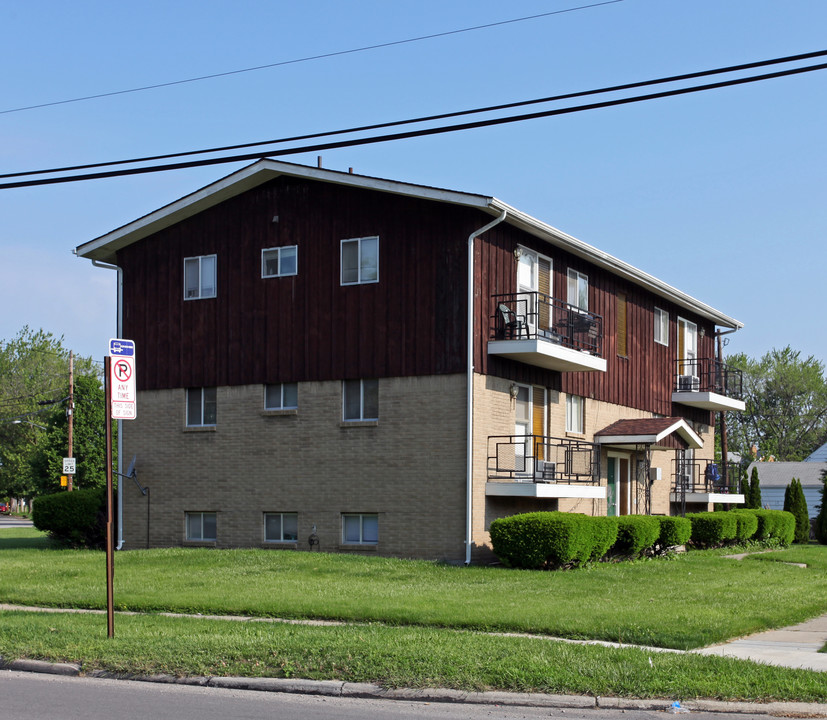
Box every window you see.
[187,387,217,426]
[341,236,379,285]
[186,512,216,541]
[654,307,669,346]
[264,382,298,410]
[342,513,378,545]
[343,379,378,421]
[264,513,298,542]
[567,269,589,311]
[566,394,584,434]
[184,255,216,299]
[262,246,297,278]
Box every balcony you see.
[486,434,605,499]
[487,293,607,373]
[672,358,745,412]
[670,459,745,506]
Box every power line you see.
[0,1,622,116]
[4,48,826,182]
[1,58,825,191]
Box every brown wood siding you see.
[474,226,714,425]
[120,177,483,390]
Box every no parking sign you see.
[109,338,136,420]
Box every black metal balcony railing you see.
[488,434,601,484]
[671,460,744,495]
[490,293,603,357]
[673,358,743,398]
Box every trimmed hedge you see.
[687,511,737,547]
[32,487,106,548]
[729,510,759,543]
[589,516,619,561]
[747,509,795,546]
[489,512,594,569]
[612,515,660,557]
[656,515,692,548]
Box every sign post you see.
[105,339,137,638]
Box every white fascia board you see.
[596,420,703,450]
[488,199,743,330]
[76,159,493,263]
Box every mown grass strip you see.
[0,610,825,702]
[2,529,826,651]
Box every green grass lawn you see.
[1,528,826,702]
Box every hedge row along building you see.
[76,160,746,563]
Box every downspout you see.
[91,259,125,549]
[466,208,507,565]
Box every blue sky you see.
[1,0,825,366]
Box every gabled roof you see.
[806,441,827,462]
[745,461,827,487]
[594,417,703,450]
[75,159,742,329]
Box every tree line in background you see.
[0,326,112,503]
[725,346,827,462]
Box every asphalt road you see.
[0,515,33,528]
[0,671,789,720]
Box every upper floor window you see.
[654,307,669,346]
[566,394,584,434]
[262,246,297,278]
[187,387,217,426]
[343,379,378,421]
[567,269,588,311]
[184,255,216,299]
[264,382,298,410]
[341,236,379,285]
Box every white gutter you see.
[92,260,125,550]
[465,209,507,565]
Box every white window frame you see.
[343,379,378,421]
[261,246,298,278]
[264,512,298,543]
[264,382,298,410]
[654,307,669,346]
[567,268,589,311]
[186,511,216,541]
[186,387,217,427]
[566,394,585,434]
[342,513,378,545]
[340,236,379,286]
[184,255,216,300]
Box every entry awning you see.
[594,417,702,450]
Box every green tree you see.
[0,327,97,499]
[783,478,810,544]
[746,466,762,509]
[727,347,827,461]
[28,374,111,495]
[815,470,827,544]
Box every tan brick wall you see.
[122,375,468,562]
[470,373,715,557]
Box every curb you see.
[2,657,826,716]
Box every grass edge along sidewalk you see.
[1,608,826,704]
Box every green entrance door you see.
[607,458,618,517]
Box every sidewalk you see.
[693,613,827,672]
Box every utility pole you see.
[67,350,74,492]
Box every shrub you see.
[612,515,660,557]
[589,516,619,561]
[489,512,594,569]
[783,478,810,543]
[32,487,107,548]
[746,509,795,546]
[656,515,691,549]
[729,510,758,542]
[687,511,737,548]
[748,467,762,509]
